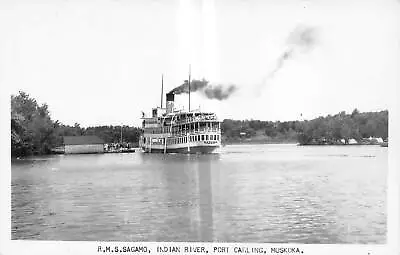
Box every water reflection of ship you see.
[155,154,216,241]
[196,157,214,241]
[138,152,220,164]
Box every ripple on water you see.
[11,145,387,243]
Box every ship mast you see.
[161,74,164,108]
[188,65,191,112]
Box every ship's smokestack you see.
[166,92,175,114]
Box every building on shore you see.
[63,135,105,154]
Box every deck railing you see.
[145,127,221,135]
[172,128,220,136]
[173,116,218,125]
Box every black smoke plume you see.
[169,79,208,94]
[267,25,317,79]
[204,84,237,100]
[169,78,237,100]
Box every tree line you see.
[221,109,388,145]
[11,91,141,157]
[11,91,388,156]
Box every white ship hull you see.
[141,144,219,154]
[140,136,220,154]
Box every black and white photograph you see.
[1,0,399,254]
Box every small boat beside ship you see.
[139,75,221,154]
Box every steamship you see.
[139,78,221,154]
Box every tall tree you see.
[11,91,57,156]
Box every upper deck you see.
[142,108,220,135]
[168,111,218,125]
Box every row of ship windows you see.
[169,134,220,145]
[145,123,220,134]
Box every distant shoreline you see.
[222,138,298,145]
[222,139,387,147]
[298,143,384,146]
[11,90,388,157]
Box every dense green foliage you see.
[11,91,142,157]
[222,109,388,145]
[11,92,58,156]
[295,110,388,145]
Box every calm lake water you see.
[11,144,387,243]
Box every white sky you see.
[1,0,399,127]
